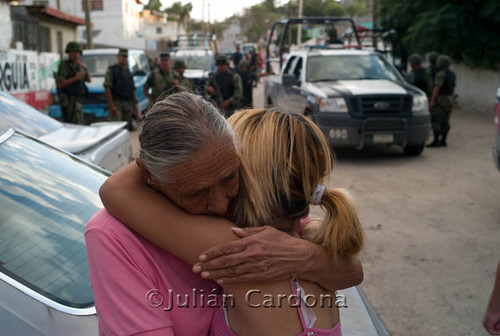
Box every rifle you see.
[53,71,65,121]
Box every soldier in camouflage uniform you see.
[427,51,439,83]
[409,54,431,98]
[236,60,256,109]
[143,53,179,105]
[173,60,193,92]
[205,54,242,118]
[428,55,456,147]
[104,49,138,130]
[56,41,91,124]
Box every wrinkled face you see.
[155,140,240,216]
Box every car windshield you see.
[172,55,214,71]
[0,93,62,137]
[80,54,117,77]
[306,54,401,82]
[0,133,106,308]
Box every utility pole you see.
[56,0,61,9]
[372,0,377,49]
[202,0,205,34]
[84,0,93,49]
[297,0,303,45]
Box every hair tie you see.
[311,184,326,205]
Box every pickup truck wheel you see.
[403,143,425,156]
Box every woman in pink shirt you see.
[93,92,364,335]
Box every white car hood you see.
[184,69,209,79]
[39,122,127,154]
[314,80,407,96]
[336,80,407,95]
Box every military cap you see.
[65,41,82,53]
[409,54,422,65]
[428,51,438,64]
[118,48,129,56]
[215,54,230,65]
[173,59,186,69]
[160,53,170,61]
[437,55,451,68]
[239,60,250,68]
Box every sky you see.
[168,0,266,22]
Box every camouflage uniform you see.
[56,60,85,125]
[206,55,242,118]
[428,55,456,147]
[146,69,177,101]
[431,70,455,135]
[237,60,256,109]
[104,65,135,129]
[173,60,193,92]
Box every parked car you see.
[0,119,390,335]
[265,17,430,156]
[171,48,216,95]
[493,87,500,171]
[0,119,103,335]
[48,49,150,122]
[0,91,131,172]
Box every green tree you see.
[165,2,193,32]
[144,0,162,11]
[345,0,367,18]
[240,3,280,42]
[378,0,500,69]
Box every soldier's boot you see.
[440,132,448,147]
[427,132,441,147]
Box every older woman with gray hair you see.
[86,92,362,335]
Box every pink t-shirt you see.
[85,209,218,336]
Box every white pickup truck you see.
[264,48,431,155]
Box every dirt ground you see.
[131,85,500,335]
[319,104,500,335]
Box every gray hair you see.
[139,92,235,182]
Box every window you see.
[156,27,162,34]
[38,26,51,52]
[0,133,106,308]
[81,0,103,11]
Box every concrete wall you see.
[0,1,12,49]
[39,21,78,56]
[452,63,500,114]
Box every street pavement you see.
[130,84,499,335]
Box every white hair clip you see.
[311,184,326,205]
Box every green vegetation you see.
[378,0,500,70]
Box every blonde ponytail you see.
[310,188,365,258]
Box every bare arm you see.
[104,87,117,117]
[194,226,363,290]
[484,259,500,335]
[429,85,440,110]
[100,162,363,289]
[99,162,238,265]
[57,72,84,89]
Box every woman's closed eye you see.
[223,172,237,184]
[190,188,208,198]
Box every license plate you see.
[373,133,394,143]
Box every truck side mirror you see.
[282,74,300,86]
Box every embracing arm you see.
[101,163,363,290]
[99,162,238,265]
[194,226,363,290]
